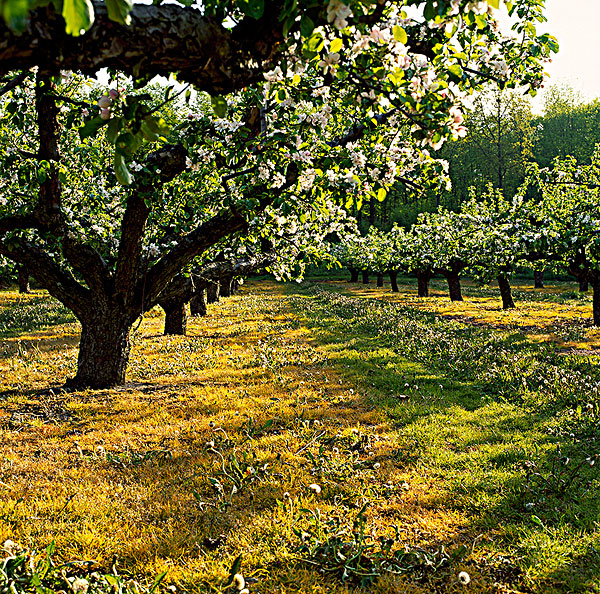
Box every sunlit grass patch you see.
[322,276,599,352]
[1,281,600,593]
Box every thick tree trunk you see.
[389,270,399,293]
[190,289,207,316]
[220,276,233,297]
[17,266,30,293]
[362,271,369,285]
[444,271,463,302]
[349,267,359,283]
[534,270,544,289]
[231,279,239,294]
[376,272,384,288]
[161,299,187,335]
[497,274,515,310]
[417,270,431,298]
[592,271,600,327]
[206,281,220,303]
[69,315,132,388]
[579,277,589,293]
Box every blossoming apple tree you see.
[0,0,557,388]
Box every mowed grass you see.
[0,279,599,593]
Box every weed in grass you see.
[0,540,166,594]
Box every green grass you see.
[285,281,600,593]
[1,280,600,593]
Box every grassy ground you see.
[1,278,599,593]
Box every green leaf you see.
[377,187,387,202]
[105,0,132,25]
[106,117,122,144]
[238,0,263,19]
[1,0,30,32]
[62,0,94,36]
[392,25,407,44]
[487,0,500,8]
[223,555,243,588]
[299,14,314,37]
[78,116,108,141]
[211,95,228,118]
[329,38,343,54]
[114,151,132,186]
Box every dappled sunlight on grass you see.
[1,281,600,593]
[324,276,600,352]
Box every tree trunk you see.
[206,281,220,303]
[497,274,515,310]
[69,315,132,389]
[592,271,600,327]
[579,277,589,293]
[349,267,359,283]
[376,272,384,287]
[220,276,233,297]
[417,270,431,298]
[190,289,207,316]
[17,265,30,293]
[231,279,239,294]
[534,270,544,289]
[389,270,399,293]
[161,299,187,335]
[445,270,463,302]
[362,271,369,285]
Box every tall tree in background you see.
[442,87,536,201]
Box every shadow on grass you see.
[286,281,600,593]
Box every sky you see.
[499,0,600,111]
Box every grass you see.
[0,278,599,593]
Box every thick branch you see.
[0,2,287,95]
[0,237,89,317]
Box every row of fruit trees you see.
[332,152,600,324]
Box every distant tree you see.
[535,84,600,167]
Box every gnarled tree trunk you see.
[219,275,233,297]
[417,269,431,298]
[362,271,369,285]
[160,298,187,335]
[592,271,600,327]
[69,310,132,389]
[17,265,30,293]
[444,270,463,302]
[190,288,207,316]
[389,270,399,293]
[534,270,544,288]
[349,267,359,283]
[376,272,384,288]
[206,281,220,303]
[497,274,515,310]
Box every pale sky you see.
[501,0,600,111]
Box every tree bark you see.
[190,288,207,316]
[389,270,399,293]
[206,281,220,303]
[349,267,359,283]
[219,275,233,297]
[160,298,187,335]
[17,265,30,293]
[417,269,431,297]
[497,274,515,310]
[231,279,239,294]
[362,271,369,285]
[0,2,292,95]
[376,272,384,287]
[444,270,463,302]
[69,313,132,389]
[579,277,589,293]
[592,271,600,327]
[534,270,544,288]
